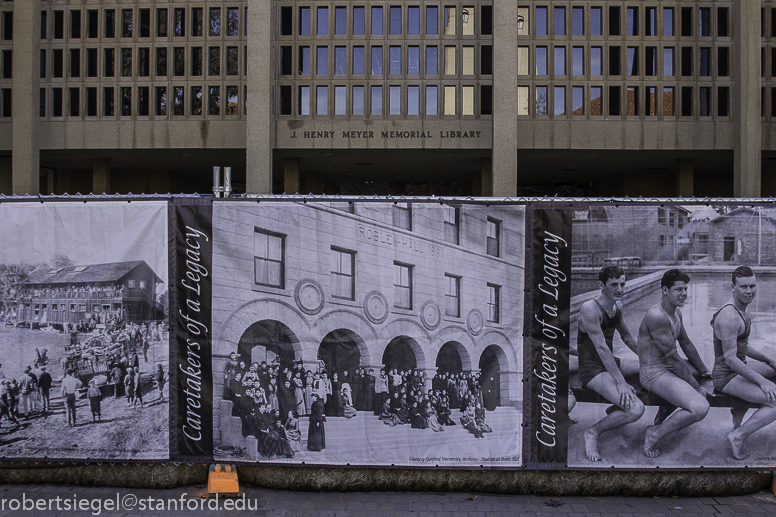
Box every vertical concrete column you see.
[284,157,300,194]
[245,0,273,194]
[92,159,111,194]
[676,159,694,197]
[11,0,41,195]
[733,2,761,197]
[491,1,518,197]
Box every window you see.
[317,6,328,36]
[174,87,184,115]
[299,86,310,115]
[122,48,132,77]
[536,7,547,36]
[718,8,729,37]
[482,5,493,35]
[353,46,364,74]
[372,6,383,35]
[299,7,310,36]
[487,284,500,323]
[664,48,674,76]
[427,6,438,35]
[426,85,437,115]
[699,8,710,37]
[156,86,167,116]
[122,9,133,37]
[591,47,602,75]
[591,7,602,36]
[331,248,355,300]
[719,47,729,77]
[718,87,729,117]
[627,86,638,116]
[700,86,711,116]
[157,48,168,77]
[39,89,45,117]
[486,218,500,256]
[645,7,656,36]
[174,9,186,37]
[157,9,168,37]
[354,7,365,35]
[390,46,401,74]
[609,46,621,75]
[353,85,364,115]
[393,202,412,229]
[554,47,566,76]
[645,47,656,76]
[227,47,238,75]
[572,47,584,75]
[40,50,45,78]
[463,5,475,35]
[69,88,80,117]
[681,7,692,37]
[121,87,131,116]
[394,263,412,309]
[408,46,420,74]
[227,7,239,36]
[138,48,149,77]
[210,8,221,36]
[444,6,456,35]
[71,10,82,39]
[681,86,692,116]
[408,7,420,35]
[128,280,136,289]
[335,6,346,35]
[664,8,674,37]
[554,7,565,36]
[70,49,81,78]
[316,85,328,115]
[445,274,461,317]
[87,48,98,77]
[53,49,63,78]
[554,86,565,116]
[627,47,638,76]
[426,46,438,74]
[317,46,328,75]
[191,86,202,115]
[389,85,401,115]
[54,11,64,39]
[280,85,292,115]
[627,7,638,36]
[334,85,346,115]
[536,47,547,75]
[682,47,693,76]
[572,86,583,115]
[700,47,710,76]
[372,46,383,74]
[408,85,419,115]
[609,6,620,36]
[254,230,284,288]
[609,86,621,116]
[1,51,9,79]
[443,206,460,244]
[138,86,149,116]
[444,85,456,115]
[193,8,204,36]
[390,6,401,35]
[102,87,113,116]
[664,87,674,116]
[209,47,220,76]
[536,85,548,115]
[299,46,310,75]
[591,86,602,115]
[572,7,584,36]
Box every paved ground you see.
[0,483,773,516]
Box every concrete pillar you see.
[0,157,11,195]
[284,158,300,194]
[491,1,518,197]
[11,0,41,195]
[245,1,273,194]
[733,2,761,197]
[676,159,694,197]
[92,159,111,194]
[305,171,322,195]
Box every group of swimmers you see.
[575,265,776,462]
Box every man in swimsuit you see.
[578,265,644,462]
[711,266,776,459]
[638,269,712,458]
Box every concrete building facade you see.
[0,1,772,198]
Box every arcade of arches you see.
[221,317,517,407]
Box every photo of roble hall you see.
[0,2,770,199]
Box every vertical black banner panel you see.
[526,208,572,466]
[170,200,213,461]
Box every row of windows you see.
[279,4,492,38]
[519,84,730,118]
[279,44,491,77]
[254,233,502,321]
[5,46,248,81]
[520,45,730,78]
[522,5,729,39]
[279,83,492,117]
[20,85,245,119]
[27,6,247,42]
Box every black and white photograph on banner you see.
[210,201,524,467]
[0,201,170,460]
[568,204,776,468]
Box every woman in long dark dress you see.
[307,394,326,451]
[331,373,343,417]
[410,402,428,429]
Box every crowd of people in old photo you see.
[223,353,497,460]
